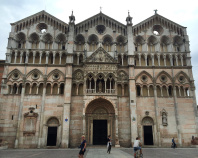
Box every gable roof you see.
[11,10,68,26]
[132,13,185,36]
[76,11,126,27]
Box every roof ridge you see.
[11,10,68,26]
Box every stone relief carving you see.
[118,71,128,81]
[142,117,153,125]
[86,47,116,63]
[23,107,38,136]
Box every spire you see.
[69,10,75,24]
[126,10,132,25]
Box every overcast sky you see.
[0,0,198,102]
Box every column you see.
[33,51,36,64]
[167,87,169,97]
[58,85,60,94]
[46,52,49,64]
[140,86,143,96]
[53,52,55,64]
[10,85,13,94]
[14,83,25,148]
[76,84,79,95]
[94,79,96,93]
[115,115,120,147]
[105,79,107,93]
[175,55,178,66]
[157,55,160,66]
[14,52,17,63]
[25,51,29,63]
[37,82,47,148]
[178,87,181,96]
[61,65,72,148]
[147,86,150,96]
[144,54,147,66]
[138,54,141,66]
[169,54,173,66]
[20,52,23,64]
[39,52,42,64]
[151,54,154,66]
[180,55,184,66]
[77,53,80,65]
[173,86,182,146]
[163,55,166,66]
[121,54,124,66]
[160,87,163,97]
[153,85,161,146]
[59,53,62,65]
[36,85,39,94]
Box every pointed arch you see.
[135,70,153,81]
[26,69,44,79]
[155,71,172,83]
[47,69,65,79]
[174,71,190,82]
[7,69,23,80]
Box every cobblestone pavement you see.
[0,148,198,158]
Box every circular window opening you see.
[160,75,167,82]
[96,25,106,34]
[153,25,163,36]
[179,76,185,83]
[14,73,18,78]
[12,72,19,80]
[36,23,48,34]
[141,75,148,82]
[53,73,60,80]
[34,73,38,78]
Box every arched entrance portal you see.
[46,117,60,146]
[85,98,115,145]
[142,117,154,145]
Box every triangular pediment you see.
[11,10,68,31]
[86,47,117,63]
[133,13,185,35]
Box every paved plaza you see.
[0,148,198,158]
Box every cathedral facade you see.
[0,10,197,148]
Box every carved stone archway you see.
[85,98,119,146]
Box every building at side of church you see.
[0,10,197,148]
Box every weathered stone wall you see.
[117,96,131,147]
[69,96,84,147]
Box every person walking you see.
[172,137,176,149]
[107,135,112,154]
[78,135,86,158]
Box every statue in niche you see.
[162,112,168,126]
[160,109,168,126]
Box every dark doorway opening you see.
[47,127,57,146]
[93,120,107,145]
[144,126,153,145]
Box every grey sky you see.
[0,0,198,101]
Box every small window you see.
[62,45,65,50]
[168,86,172,96]
[137,86,141,96]
[18,43,21,48]
[135,47,138,51]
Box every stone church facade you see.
[0,10,197,148]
